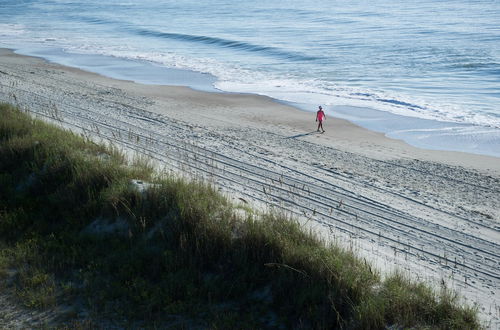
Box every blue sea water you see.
[1,0,499,157]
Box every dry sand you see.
[1,48,499,328]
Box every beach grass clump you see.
[0,102,481,328]
[379,272,479,329]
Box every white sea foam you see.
[47,44,499,130]
[0,24,25,36]
[2,29,499,132]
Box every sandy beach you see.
[0,48,499,327]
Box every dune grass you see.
[0,103,480,328]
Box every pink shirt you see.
[316,110,325,121]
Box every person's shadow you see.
[285,131,319,139]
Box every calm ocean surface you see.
[1,0,500,156]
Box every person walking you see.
[316,106,326,133]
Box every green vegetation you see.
[0,103,480,328]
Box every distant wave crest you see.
[134,28,320,62]
[73,13,320,62]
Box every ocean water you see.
[1,0,499,157]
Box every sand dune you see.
[0,48,498,327]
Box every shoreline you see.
[3,47,500,174]
[0,48,498,327]
[10,46,500,161]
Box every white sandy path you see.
[1,49,499,328]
